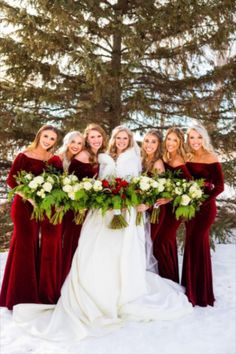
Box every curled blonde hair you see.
[57,131,84,155]
[107,125,135,160]
[27,124,59,152]
[141,129,163,173]
[163,127,187,163]
[186,124,215,161]
[57,131,84,170]
[84,123,107,164]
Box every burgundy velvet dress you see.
[61,159,99,284]
[153,163,191,283]
[0,153,44,309]
[181,162,224,306]
[38,155,63,304]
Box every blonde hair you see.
[107,125,134,160]
[27,125,59,152]
[57,131,84,155]
[57,131,84,170]
[141,129,163,173]
[84,123,107,164]
[163,127,187,163]
[186,124,215,161]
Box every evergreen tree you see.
[0,0,235,240]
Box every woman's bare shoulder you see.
[74,150,90,163]
[203,152,219,163]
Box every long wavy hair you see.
[27,125,59,152]
[163,127,187,163]
[186,124,215,161]
[57,131,84,170]
[84,123,107,164]
[107,125,135,160]
[141,129,162,173]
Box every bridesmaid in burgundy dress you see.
[39,131,84,303]
[61,123,107,284]
[140,129,165,242]
[0,125,59,309]
[153,127,191,283]
[181,124,224,306]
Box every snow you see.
[0,243,235,354]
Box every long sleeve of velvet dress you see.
[181,162,224,306]
[61,159,99,284]
[0,154,46,309]
[153,164,192,283]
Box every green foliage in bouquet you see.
[172,179,207,220]
[127,175,173,225]
[8,170,67,223]
[89,177,130,229]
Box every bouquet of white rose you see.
[128,175,173,225]
[8,170,65,222]
[171,178,207,220]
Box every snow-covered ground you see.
[0,243,235,354]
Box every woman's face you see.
[165,132,179,154]
[67,136,83,156]
[115,131,130,154]
[87,129,103,153]
[188,129,203,151]
[39,129,57,151]
[143,134,159,156]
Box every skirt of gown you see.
[13,208,193,342]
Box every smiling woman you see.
[0,124,62,310]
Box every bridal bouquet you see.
[8,170,65,222]
[89,177,130,229]
[128,175,173,225]
[171,178,207,220]
[72,177,103,224]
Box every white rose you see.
[140,182,150,191]
[93,180,103,191]
[73,183,81,192]
[63,184,73,193]
[37,189,46,198]
[159,178,167,185]
[28,180,38,189]
[34,176,44,185]
[83,181,93,190]
[157,183,165,192]
[150,180,158,188]
[42,182,53,192]
[181,194,191,206]
[140,176,151,184]
[63,177,71,185]
[70,175,78,182]
[25,174,32,180]
[174,187,182,195]
[47,176,54,184]
[68,192,75,200]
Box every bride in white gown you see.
[13,126,193,342]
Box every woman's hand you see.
[136,204,149,212]
[155,198,171,206]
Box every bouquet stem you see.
[109,209,128,229]
[136,211,144,226]
[74,210,86,225]
[150,205,160,224]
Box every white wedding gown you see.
[13,148,193,341]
